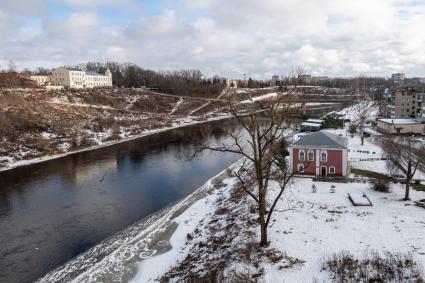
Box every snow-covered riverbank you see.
[36,161,240,283]
[126,132,425,282]
[0,113,232,172]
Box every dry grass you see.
[322,250,425,283]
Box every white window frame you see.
[299,150,305,161]
[298,164,304,173]
[320,150,328,162]
[307,150,314,161]
[329,166,336,174]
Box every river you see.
[0,120,246,283]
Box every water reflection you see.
[0,120,241,283]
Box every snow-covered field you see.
[128,164,425,282]
[127,129,425,282]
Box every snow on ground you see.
[170,97,183,114]
[128,129,425,282]
[129,163,425,282]
[336,101,377,121]
[131,177,236,283]
[240,92,278,103]
[263,178,425,282]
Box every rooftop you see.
[290,131,347,149]
[378,118,421,125]
[63,66,83,71]
[305,119,324,124]
[85,71,105,76]
[301,122,322,127]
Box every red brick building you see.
[289,131,349,177]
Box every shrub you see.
[322,250,424,283]
[371,178,391,192]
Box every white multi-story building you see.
[391,73,405,81]
[51,66,112,89]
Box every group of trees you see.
[85,62,226,97]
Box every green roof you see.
[290,131,347,149]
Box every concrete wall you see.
[377,120,425,135]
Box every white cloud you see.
[1,0,425,78]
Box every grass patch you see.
[351,168,390,180]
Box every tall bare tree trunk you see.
[405,183,410,201]
[259,190,268,246]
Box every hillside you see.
[0,88,232,170]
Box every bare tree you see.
[7,60,16,72]
[382,135,424,200]
[195,90,305,246]
[352,101,370,145]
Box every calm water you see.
[0,121,241,283]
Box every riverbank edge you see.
[36,159,241,283]
[0,114,233,173]
[0,102,339,173]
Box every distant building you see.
[0,72,37,88]
[51,66,112,89]
[30,75,51,87]
[384,87,425,120]
[300,119,324,132]
[289,131,349,177]
[377,119,425,135]
[298,74,312,84]
[271,75,280,86]
[392,73,405,81]
[311,76,329,83]
[226,79,238,88]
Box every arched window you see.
[321,151,327,162]
[299,150,305,161]
[308,150,314,161]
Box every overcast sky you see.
[1,0,425,78]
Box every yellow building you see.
[30,75,51,86]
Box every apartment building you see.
[385,87,425,121]
[392,73,405,81]
[51,66,112,89]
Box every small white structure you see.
[51,66,112,89]
[30,75,50,87]
[377,118,425,135]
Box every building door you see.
[321,166,327,177]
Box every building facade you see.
[298,74,312,84]
[377,119,425,135]
[30,75,51,87]
[385,87,425,120]
[289,131,349,177]
[392,73,405,82]
[51,66,112,89]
